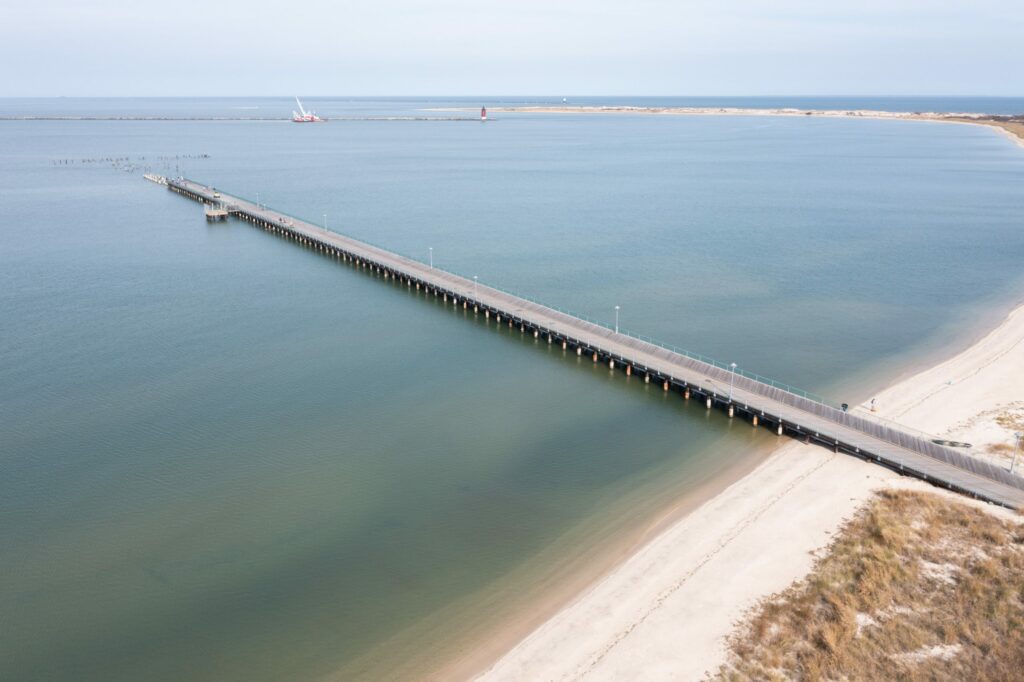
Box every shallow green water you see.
[2,98,1023,680]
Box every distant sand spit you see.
[429,105,1024,146]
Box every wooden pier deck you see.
[162,177,1024,510]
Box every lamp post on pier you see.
[473,275,478,298]
[729,362,737,401]
[429,247,433,269]
[322,214,327,232]
[614,305,620,334]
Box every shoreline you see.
[429,105,1024,145]
[426,444,773,681]
[475,297,1024,680]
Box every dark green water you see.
[2,98,1023,680]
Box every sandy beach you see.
[475,299,1024,680]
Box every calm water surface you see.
[2,98,1023,680]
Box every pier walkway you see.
[163,177,1024,509]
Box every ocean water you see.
[2,98,1023,680]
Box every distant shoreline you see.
[8,109,1022,145]
[430,105,1024,145]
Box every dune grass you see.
[715,490,1024,681]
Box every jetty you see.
[160,176,1024,509]
[204,205,229,222]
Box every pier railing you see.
[200,182,979,453]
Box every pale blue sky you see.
[2,0,1021,96]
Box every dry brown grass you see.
[995,412,1024,433]
[714,490,1024,681]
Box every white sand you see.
[476,303,1024,681]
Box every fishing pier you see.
[161,177,1024,510]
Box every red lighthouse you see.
[481,106,487,121]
